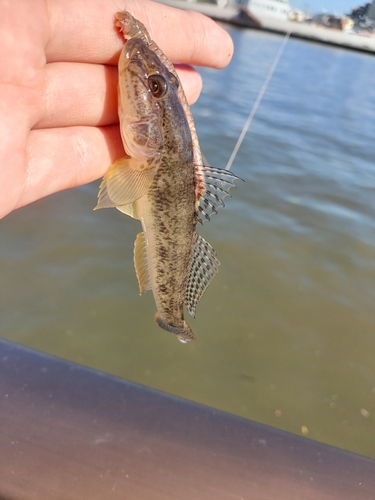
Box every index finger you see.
[46,0,233,68]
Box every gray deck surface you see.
[1,339,375,500]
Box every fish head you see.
[117,38,179,162]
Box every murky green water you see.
[1,27,375,458]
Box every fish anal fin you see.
[184,233,220,317]
[197,166,243,224]
[95,156,157,210]
[134,232,151,295]
[116,201,139,220]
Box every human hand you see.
[0,0,233,219]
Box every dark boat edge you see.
[1,338,375,500]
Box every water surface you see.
[1,27,375,458]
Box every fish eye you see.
[148,74,168,99]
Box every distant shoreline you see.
[156,0,375,54]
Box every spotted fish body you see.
[95,12,239,342]
[129,40,197,341]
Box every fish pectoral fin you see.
[196,166,243,224]
[94,156,157,210]
[134,232,151,295]
[184,233,220,318]
[116,202,139,220]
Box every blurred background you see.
[1,25,375,458]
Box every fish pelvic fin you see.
[94,156,157,210]
[116,201,139,220]
[184,233,220,318]
[154,313,196,343]
[196,166,243,224]
[134,232,151,295]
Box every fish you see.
[95,12,240,342]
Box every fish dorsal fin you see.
[134,232,151,295]
[94,156,157,210]
[197,166,242,224]
[184,233,220,318]
[116,201,139,220]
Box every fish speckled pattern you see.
[95,12,240,342]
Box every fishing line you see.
[225,30,291,171]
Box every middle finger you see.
[35,62,203,129]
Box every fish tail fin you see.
[154,312,196,343]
